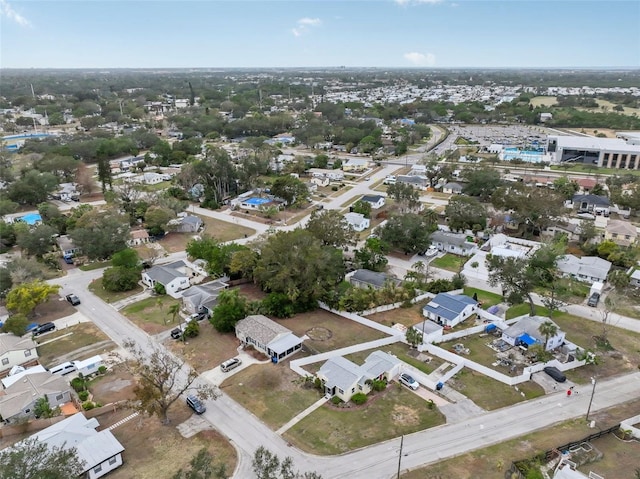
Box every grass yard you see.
[578,431,640,478]
[222,363,324,429]
[273,309,387,354]
[284,384,446,455]
[431,253,466,272]
[79,260,112,271]
[366,301,431,328]
[121,296,182,334]
[403,398,640,479]
[530,95,559,108]
[36,323,115,367]
[505,303,547,319]
[464,287,502,308]
[33,296,77,323]
[109,405,236,479]
[438,334,505,370]
[344,342,447,376]
[166,321,239,373]
[88,277,144,304]
[448,369,545,410]
[200,216,256,242]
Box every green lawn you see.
[431,253,466,272]
[121,296,182,334]
[464,287,502,308]
[505,303,550,319]
[200,217,255,242]
[344,342,446,376]
[79,260,112,271]
[88,278,143,304]
[284,384,446,455]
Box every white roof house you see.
[556,255,612,283]
[501,315,566,351]
[0,333,38,375]
[344,212,370,232]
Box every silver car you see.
[399,373,419,390]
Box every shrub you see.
[371,379,387,392]
[183,320,200,339]
[71,377,86,393]
[351,393,368,405]
[82,401,95,411]
[98,365,107,375]
[102,266,140,292]
[78,391,89,401]
[314,377,323,390]
[331,186,338,191]
[154,282,166,295]
[331,396,342,405]
[261,292,296,318]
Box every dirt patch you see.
[89,365,137,404]
[236,282,267,301]
[158,232,194,253]
[306,327,332,341]
[391,404,421,427]
[32,296,77,324]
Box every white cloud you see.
[404,51,436,66]
[0,0,31,27]
[395,0,442,5]
[291,17,321,37]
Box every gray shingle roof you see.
[145,261,187,285]
[351,269,401,288]
[430,231,475,249]
[0,372,69,419]
[556,255,611,280]
[572,194,610,207]
[361,194,384,203]
[502,315,560,342]
[235,315,295,347]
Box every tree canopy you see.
[0,437,83,479]
[305,209,357,248]
[5,281,60,316]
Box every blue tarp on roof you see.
[485,323,497,333]
[518,333,537,346]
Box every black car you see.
[543,366,567,383]
[186,395,206,414]
[170,327,183,340]
[33,322,56,336]
[587,293,600,307]
[66,294,81,306]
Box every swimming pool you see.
[243,197,270,206]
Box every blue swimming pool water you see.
[244,197,270,206]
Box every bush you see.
[98,365,107,375]
[183,320,200,339]
[331,186,338,191]
[102,266,140,292]
[331,396,342,405]
[78,391,89,401]
[261,292,296,318]
[82,401,95,411]
[71,377,86,393]
[371,379,387,392]
[153,282,166,295]
[351,393,368,405]
[314,377,323,390]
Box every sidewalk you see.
[275,396,329,435]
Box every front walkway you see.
[275,396,330,435]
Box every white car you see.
[399,373,419,390]
[424,246,439,257]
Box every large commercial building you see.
[547,132,640,169]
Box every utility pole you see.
[396,435,404,479]
[586,377,597,422]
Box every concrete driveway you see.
[412,386,449,406]
[200,350,269,387]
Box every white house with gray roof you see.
[0,333,38,376]
[360,194,386,209]
[181,278,229,316]
[168,214,203,233]
[141,260,190,298]
[28,412,125,479]
[422,293,478,328]
[317,351,402,402]
[430,230,478,257]
[235,315,303,363]
[0,371,71,423]
[501,315,565,351]
[344,212,370,232]
[349,269,402,290]
[556,255,611,283]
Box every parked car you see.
[399,373,419,390]
[186,395,206,414]
[190,312,208,322]
[424,246,439,257]
[63,256,74,265]
[170,323,188,340]
[543,366,567,383]
[33,322,56,336]
[587,293,600,307]
[220,358,242,373]
[66,294,81,306]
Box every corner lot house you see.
[342,158,371,172]
[605,219,637,246]
[344,212,370,232]
[501,316,566,351]
[0,333,38,377]
[235,315,303,363]
[556,255,612,283]
[0,371,72,423]
[430,231,478,257]
[317,351,401,402]
[422,293,478,328]
[360,194,386,210]
[28,412,125,479]
[141,260,190,298]
[350,269,402,290]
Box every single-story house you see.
[412,319,444,343]
[350,269,402,291]
[310,176,329,187]
[604,219,637,247]
[127,229,150,247]
[570,194,610,214]
[442,182,463,194]
[630,269,640,287]
[501,315,566,351]
[0,371,72,423]
[360,194,386,210]
[181,278,229,316]
[344,212,370,232]
[235,315,303,363]
[542,222,580,242]
[342,158,371,172]
[56,235,81,258]
[168,214,203,233]
[556,255,612,283]
[396,175,428,189]
[0,333,38,377]
[1,365,47,389]
[28,412,125,479]
[308,168,344,182]
[422,293,479,328]
[142,172,171,184]
[73,355,104,377]
[430,231,478,257]
[317,351,402,402]
[141,260,191,298]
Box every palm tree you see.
[538,320,558,349]
[168,303,181,324]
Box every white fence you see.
[620,414,640,439]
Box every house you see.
[317,351,401,402]
[344,212,370,232]
[235,315,303,363]
[56,235,81,258]
[556,255,612,283]
[28,412,125,479]
[630,269,640,287]
[570,194,610,214]
[1,365,47,388]
[442,182,463,194]
[501,315,566,351]
[422,293,479,328]
[168,214,203,233]
[0,371,72,423]
[360,194,386,210]
[127,229,150,247]
[604,219,637,246]
[308,168,344,182]
[310,176,329,187]
[430,231,478,257]
[141,261,191,298]
[412,319,444,343]
[552,458,599,479]
[181,278,229,316]
[396,175,428,189]
[350,269,402,290]
[542,222,580,242]
[342,158,371,172]
[142,172,170,184]
[0,333,38,377]
[73,355,104,377]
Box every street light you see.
[586,377,597,422]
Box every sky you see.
[1,0,639,69]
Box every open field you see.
[284,384,446,455]
[121,296,182,334]
[530,96,558,108]
[403,398,640,479]
[201,216,256,241]
[222,363,324,429]
[273,309,387,353]
[366,301,431,328]
[88,277,144,303]
[88,364,136,404]
[36,323,115,367]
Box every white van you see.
[220,358,242,373]
[50,362,77,376]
